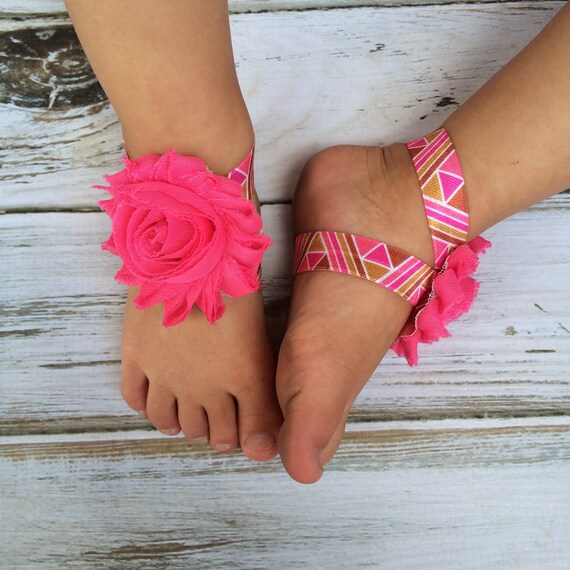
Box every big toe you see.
[276,351,352,484]
[276,272,412,484]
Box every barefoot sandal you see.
[97,147,271,327]
[293,128,491,366]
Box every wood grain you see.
[0,3,563,208]
[0,26,105,109]
[1,419,569,569]
[0,0,554,16]
[1,197,568,433]
[1,2,569,564]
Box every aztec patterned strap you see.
[294,231,435,306]
[229,147,263,283]
[228,147,255,201]
[293,128,469,306]
[406,128,468,269]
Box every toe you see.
[275,271,411,484]
[121,357,149,416]
[277,364,350,484]
[236,383,282,462]
[145,384,181,436]
[178,402,209,443]
[206,394,239,453]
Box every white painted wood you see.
[0,0,546,16]
[232,0,556,10]
[3,415,568,446]
[1,197,569,431]
[0,3,562,208]
[1,419,569,569]
[1,3,568,564]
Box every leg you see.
[65,0,282,460]
[277,3,570,483]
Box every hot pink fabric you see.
[391,236,491,366]
[97,149,271,326]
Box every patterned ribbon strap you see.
[229,147,263,283]
[293,128,469,306]
[294,231,435,306]
[406,128,469,269]
[229,146,256,201]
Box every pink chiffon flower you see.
[97,150,271,326]
[391,236,491,366]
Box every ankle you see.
[294,142,434,267]
[382,142,419,191]
[379,142,434,266]
[121,102,255,175]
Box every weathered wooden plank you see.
[0,3,562,208]
[1,419,569,569]
[3,416,569,465]
[0,0,555,17]
[0,26,106,108]
[1,198,568,432]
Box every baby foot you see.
[121,288,282,461]
[277,143,436,482]
[107,147,282,462]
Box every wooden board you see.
[1,1,569,566]
[1,418,569,569]
[1,196,569,433]
[0,0,554,16]
[0,3,563,209]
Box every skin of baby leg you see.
[277,3,570,484]
[65,0,282,460]
[444,2,570,237]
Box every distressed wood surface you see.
[1,418,569,569]
[1,2,569,566]
[0,0,554,16]
[0,3,563,208]
[1,196,569,433]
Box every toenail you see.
[213,442,234,452]
[137,410,147,417]
[190,436,209,444]
[244,433,276,452]
[162,428,179,436]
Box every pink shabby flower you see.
[98,150,271,326]
[391,236,491,366]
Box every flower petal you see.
[100,148,271,326]
[391,236,491,366]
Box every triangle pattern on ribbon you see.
[228,147,254,200]
[294,230,434,307]
[438,170,463,202]
[363,242,392,268]
[363,260,391,281]
[408,128,469,266]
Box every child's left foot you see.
[277,136,486,483]
[100,145,283,461]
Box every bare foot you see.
[121,287,282,461]
[277,143,435,482]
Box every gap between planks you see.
[1,417,569,469]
